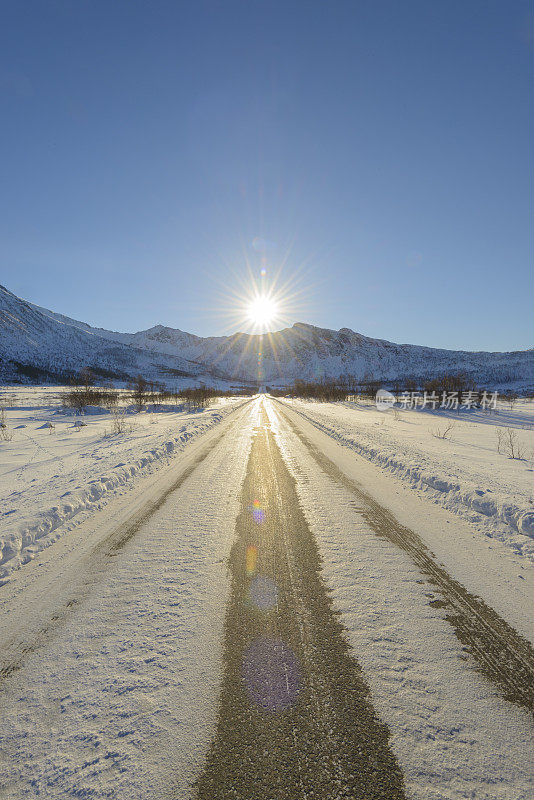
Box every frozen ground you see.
[278,397,534,561]
[0,387,246,583]
[0,397,259,799]
[0,392,532,799]
[266,400,534,800]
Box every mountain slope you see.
[121,322,534,387]
[1,284,533,388]
[0,286,222,386]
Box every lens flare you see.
[196,243,319,385]
[252,499,265,524]
[246,545,258,575]
[243,637,300,712]
[249,575,278,611]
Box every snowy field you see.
[0,387,247,584]
[0,397,260,799]
[0,393,532,799]
[278,396,534,562]
[266,400,534,800]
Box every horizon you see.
[1,2,533,350]
[2,281,531,355]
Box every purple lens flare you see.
[243,637,300,712]
[249,575,278,611]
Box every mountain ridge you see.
[1,285,532,389]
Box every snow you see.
[278,397,534,561]
[57,316,534,388]
[0,387,248,584]
[0,394,532,798]
[0,285,236,388]
[0,398,259,799]
[2,283,533,387]
[266,398,534,800]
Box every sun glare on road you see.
[246,295,279,330]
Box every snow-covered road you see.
[0,396,532,800]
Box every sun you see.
[209,250,313,336]
[246,294,279,329]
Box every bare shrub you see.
[128,375,150,411]
[0,404,9,439]
[423,372,476,397]
[178,387,217,411]
[496,428,525,459]
[0,423,13,441]
[146,381,165,405]
[503,391,518,411]
[62,387,88,414]
[432,421,456,440]
[271,380,347,402]
[111,408,128,434]
[102,384,119,411]
[62,370,109,414]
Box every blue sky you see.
[1,0,533,350]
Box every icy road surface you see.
[0,396,532,799]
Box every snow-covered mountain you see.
[1,284,532,388]
[118,321,534,388]
[0,285,226,387]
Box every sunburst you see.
[196,242,319,383]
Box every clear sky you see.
[1,0,533,351]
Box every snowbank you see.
[0,396,248,584]
[279,399,534,559]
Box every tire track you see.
[274,400,534,714]
[194,409,407,799]
[0,404,253,684]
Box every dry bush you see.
[271,380,347,402]
[61,371,119,414]
[128,375,149,411]
[178,387,218,411]
[0,423,13,441]
[432,421,456,440]
[496,428,525,459]
[503,391,518,411]
[62,386,106,413]
[111,408,128,434]
[103,388,119,411]
[423,372,477,396]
